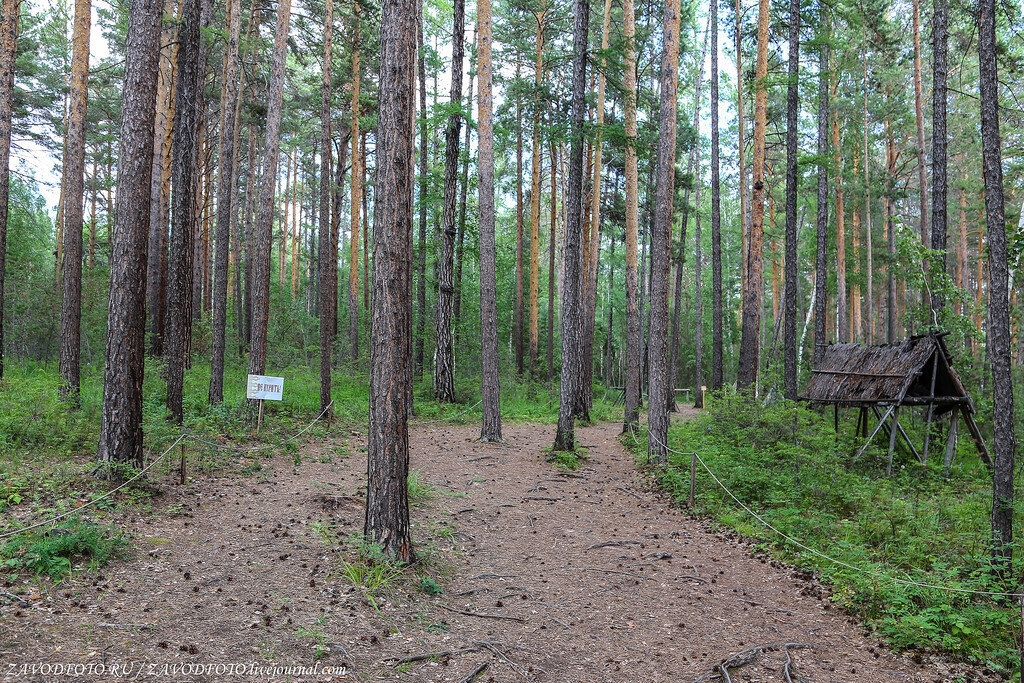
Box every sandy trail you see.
[0,417,950,682]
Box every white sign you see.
[247,375,284,401]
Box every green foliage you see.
[545,446,587,471]
[407,470,438,504]
[418,575,443,595]
[633,395,1022,673]
[2,520,125,581]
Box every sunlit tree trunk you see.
[863,38,874,344]
[454,36,475,351]
[710,0,723,397]
[731,0,746,391]
[548,123,556,384]
[833,91,846,341]
[912,0,928,312]
[59,0,91,402]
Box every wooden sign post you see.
[247,375,285,433]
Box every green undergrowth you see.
[629,394,1024,677]
[1,520,125,581]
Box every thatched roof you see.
[800,335,971,406]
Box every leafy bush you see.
[634,394,1023,674]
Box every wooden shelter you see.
[800,334,989,473]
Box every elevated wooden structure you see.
[800,334,989,473]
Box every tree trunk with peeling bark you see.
[622,0,640,429]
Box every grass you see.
[628,393,1024,677]
[545,446,588,471]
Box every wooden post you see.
[886,406,899,476]
[179,441,187,485]
[833,404,839,436]
[257,398,264,433]
[855,404,896,460]
[688,451,697,509]
[943,408,959,475]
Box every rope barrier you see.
[0,433,187,541]
[0,401,336,540]
[184,401,335,454]
[635,423,1024,599]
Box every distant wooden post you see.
[886,406,899,476]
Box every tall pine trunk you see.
[528,10,546,377]
[782,0,800,398]
[710,0,723,398]
[477,0,502,441]
[979,0,1015,567]
[912,0,928,309]
[247,0,291,410]
[622,0,640,429]
[165,0,207,423]
[930,0,947,317]
[738,0,769,392]
[210,0,242,404]
[453,36,474,350]
[553,0,589,453]
[814,36,830,369]
[732,0,746,390]
[431,0,465,402]
[59,0,91,401]
[366,0,417,563]
[96,0,162,469]
[317,0,335,414]
[646,0,681,463]
[0,0,21,382]
[415,7,427,378]
[349,6,361,361]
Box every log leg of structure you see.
[943,408,959,476]
[870,404,922,463]
[886,406,899,476]
[854,404,896,460]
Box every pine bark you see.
[96,0,162,469]
[146,0,173,357]
[547,123,556,384]
[738,0,769,392]
[431,0,464,403]
[415,7,427,378]
[59,0,91,401]
[553,0,588,453]
[247,0,291,409]
[912,0,928,307]
[318,0,335,414]
[782,0,800,399]
[477,0,502,441]
[165,0,207,423]
[930,0,947,317]
[646,0,681,463]
[365,0,417,563]
[710,0,723,397]
[528,9,546,377]
[454,38,474,350]
[622,0,640,429]
[514,67,524,376]
[814,38,830,369]
[732,0,746,391]
[0,0,21,382]
[209,0,242,405]
[833,93,846,341]
[979,0,1015,566]
[349,6,361,361]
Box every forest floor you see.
[1,412,972,682]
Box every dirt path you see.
[1,419,955,682]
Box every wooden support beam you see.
[943,408,959,475]
[854,404,895,460]
[871,404,923,463]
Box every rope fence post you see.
[688,451,696,509]
[179,441,187,485]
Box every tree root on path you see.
[458,661,488,683]
[437,603,526,622]
[387,647,480,665]
[694,642,814,682]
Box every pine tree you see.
[96,0,163,470]
[622,0,640,430]
[0,0,21,383]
